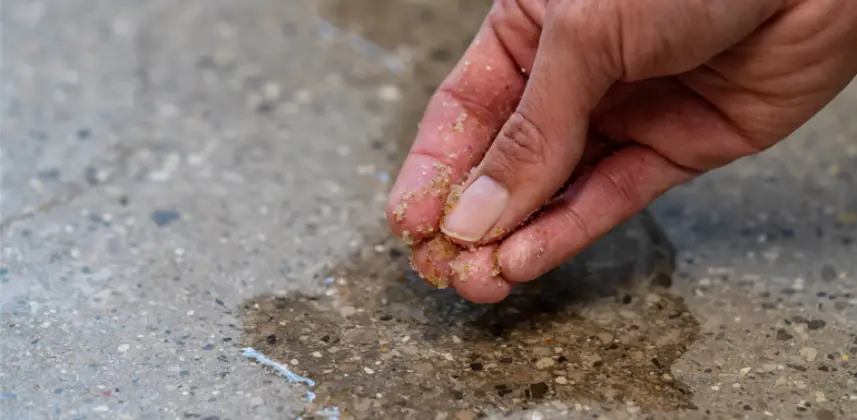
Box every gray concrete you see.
[1,1,855,419]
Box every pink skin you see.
[384,16,525,244]
[410,242,512,304]
[389,0,857,303]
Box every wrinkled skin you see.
[387,0,857,303]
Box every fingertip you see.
[386,155,454,242]
[409,236,461,289]
[450,246,513,304]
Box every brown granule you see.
[417,236,465,289]
[488,227,509,241]
[443,184,464,216]
[428,162,453,197]
[426,235,460,261]
[415,224,436,235]
[393,202,407,221]
[451,112,468,132]
[491,247,502,277]
[450,261,474,283]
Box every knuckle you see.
[435,85,499,129]
[551,0,601,32]
[598,165,644,209]
[560,205,594,245]
[493,111,550,167]
[550,0,625,78]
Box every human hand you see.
[386,0,857,303]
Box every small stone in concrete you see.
[777,329,794,341]
[151,210,181,227]
[535,357,556,370]
[807,320,827,330]
[800,347,818,362]
[454,411,476,420]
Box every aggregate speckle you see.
[242,214,701,418]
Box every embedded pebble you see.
[800,347,818,362]
[455,411,476,420]
[596,333,613,344]
[535,357,556,370]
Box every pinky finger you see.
[497,146,699,283]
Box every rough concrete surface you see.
[1,1,855,419]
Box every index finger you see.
[385,2,540,243]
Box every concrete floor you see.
[1,1,855,419]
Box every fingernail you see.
[442,175,508,242]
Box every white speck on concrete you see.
[263,81,281,100]
[378,84,401,102]
[117,344,130,353]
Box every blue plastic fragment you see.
[242,348,338,417]
[241,347,316,387]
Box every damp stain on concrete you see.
[241,213,701,419]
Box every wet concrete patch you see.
[241,213,700,419]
